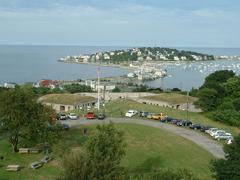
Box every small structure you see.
[3,82,16,88]
[39,94,97,112]
[30,161,43,169]
[6,165,21,171]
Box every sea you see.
[0,45,240,90]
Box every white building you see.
[4,82,16,88]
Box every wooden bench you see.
[6,165,21,171]
[19,148,41,154]
[29,148,41,154]
[30,161,43,169]
[19,148,30,154]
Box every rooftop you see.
[40,93,96,105]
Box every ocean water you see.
[0,45,240,90]
[0,45,130,84]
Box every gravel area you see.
[61,118,225,159]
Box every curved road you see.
[62,118,225,159]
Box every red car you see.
[85,112,95,119]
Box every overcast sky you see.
[0,0,239,47]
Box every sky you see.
[0,0,240,47]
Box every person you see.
[227,138,232,145]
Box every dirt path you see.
[62,118,225,159]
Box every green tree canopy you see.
[211,134,240,180]
[61,123,126,180]
[196,88,219,111]
[0,88,57,152]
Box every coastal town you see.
[58,47,217,81]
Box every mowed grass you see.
[1,123,214,179]
[0,138,60,180]
[143,92,197,104]
[116,123,214,179]
[103,99,240,136]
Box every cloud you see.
[0,1,239,47]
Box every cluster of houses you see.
[59,47,213,65]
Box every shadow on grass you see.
[129,156,164,174]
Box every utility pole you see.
[97,67,100,111]
[186,91,189,120]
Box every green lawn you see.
[1,123,215,179]
[0,139,59,180]
[142,92,197,104]
[118,123,213,179]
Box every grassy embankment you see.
[0,123,214,179]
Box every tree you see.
[112,87,121,92]
[196,88,219,111]
[0,88,56,152]
[211,134,240,180]
[61,123,126,180]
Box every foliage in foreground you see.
[0,88,61,152]
[193,70,240,126]
[211,134,240,180]
[60,123,126,180]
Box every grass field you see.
[0,123,215,179]
[142,92,198,104]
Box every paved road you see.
[61,118,225,159]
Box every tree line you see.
[191,70,240,127]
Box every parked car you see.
[152,113,165,120]
[200,125,213,132]
[210,129,225,137]
[125,110,138,117]
[97,113,106,120]
[160,117,173,123]
[190,124,202,130]
[57,113,67,120]
[178,120,192,126]
[85,112,96,119]
[147,113,155,119]
[171,119,181,125]
[61,123,70,131]
[214,133,233,141]
[205,128,218,134]
[139,111,150,118]
[68,113,78,120]
[212,130,231,138]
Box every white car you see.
[214,133,233,141]
[206,128,218,135]
[68,113,78,120]
[210,130,226,137]
[213,131,232,138]
[125,110,138,117]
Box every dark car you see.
[171,119,181,125]
[160,117,173,123]
[200,125,213,132]
[139,111,150,118]
[61,123,70,130]
[97,113,106,120]
[190,124,202,130]
[177,120,192,126]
